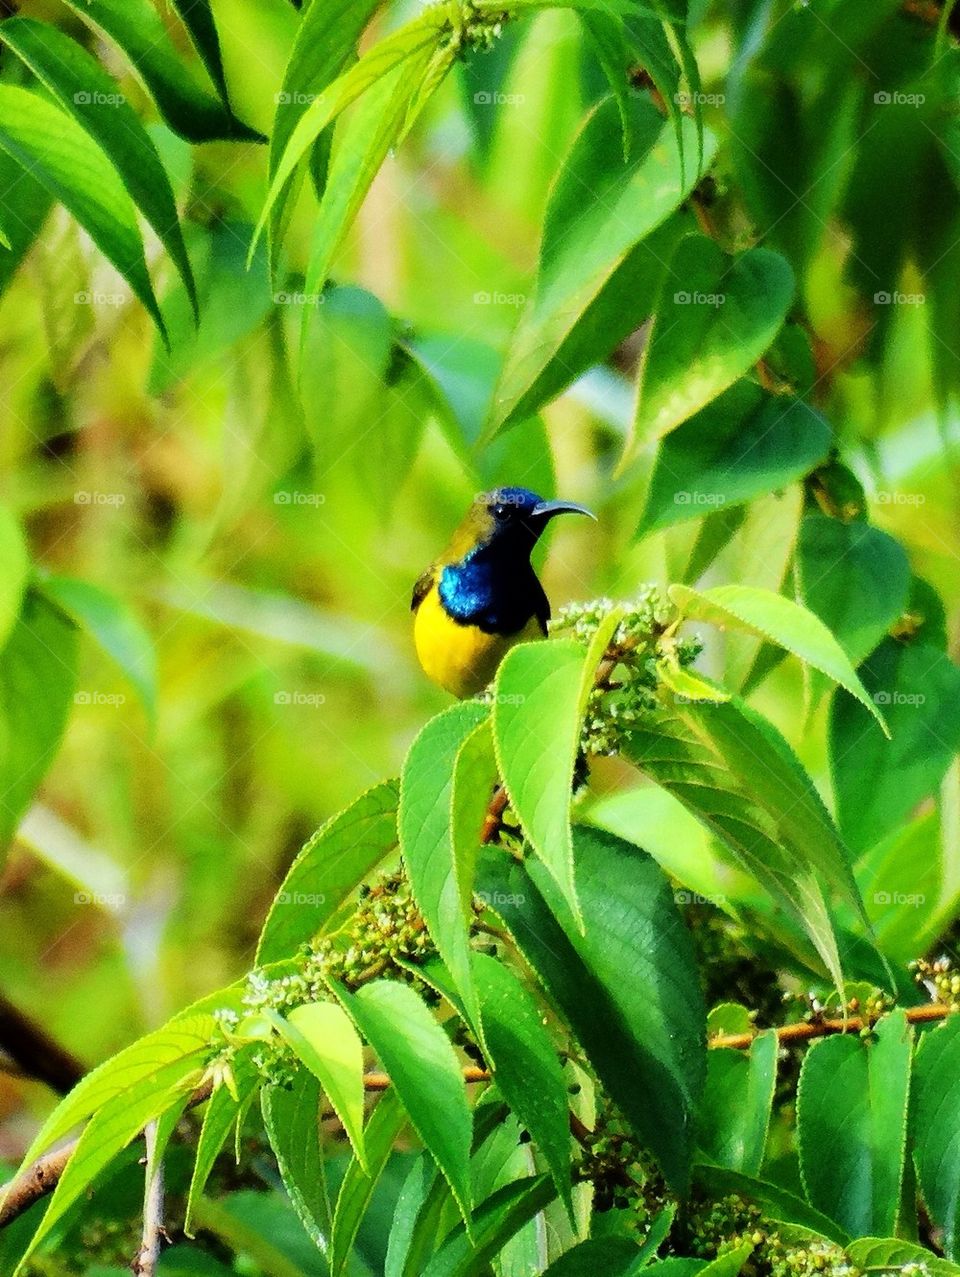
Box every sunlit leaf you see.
[0,86,167,340]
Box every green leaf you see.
[385,1099,510,1277]
[0,148,51,297]
[489,214,686,433]
[846,1238,960,1277]
[691,1166,849,1245]
[911,1015,960,1259]
[706,1004,754,1037]
[586,784,741,907]
[0,17,198,318]
[186,1049,260,1235]
[262,1067,332,1251]
[299,40,445,325]
[670,584,887,731]
[831,636,960,854]
[256,778,399,964]
[470,952,573,1220]
[637,384,833,536]
[797,1010,912,1237]
[338,979,473,1224]
[273,1001,366,1170]
[0,590,77,859]
[582,12,681,161]
[623,237,794,467]
[168,0,238,119]
[40,576,157,722]
[13,1053,206,1272]
[623,696,863,993]
[542,1236,658,1275]
[487,97,715,438]
[13,1010,219,1169]
[0,86,167,341]
[492,614,622,922]
[61,0,262,142]
[148,222,272,397]
[796,514,911,669]
[385,1154,439,1277]
[422,1175,556,1277]
[0,507,28,652]
[477,827,705,1191]
[331,1087,407,1277]
[267,0,382,257]
[400,702,493,1038]
[697,1031,777,1176]
[252,12,446,257]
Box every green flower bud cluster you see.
[783,983,894,1027]
[552,591,702,757]
[911,956,960,1010]
[236,869,436,1017]
[207,870,439,1089]
[313,869,436,988]
[686,1194,861,1277]
[440,1,512,56]
[551,586,672,647]
[577,1105,668,1222]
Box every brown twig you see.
[2,1004,954,1232]
[480,787,510,844]
[710,1001,951,1050]
[0,994,84,1095]
[0,1067,490,1230]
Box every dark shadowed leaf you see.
[476,827,705,1190]
[797,1010,912,1237]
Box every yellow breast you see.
[413,585,543,698]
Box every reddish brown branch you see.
[2,1005,953,1232]
[710,1001,950,1050]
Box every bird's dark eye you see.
[492,503,508,519]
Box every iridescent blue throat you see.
[438,544,544,635]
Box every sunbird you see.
[412,486,595,697]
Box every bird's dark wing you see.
[411,565,435,612]
[532,579,550,635]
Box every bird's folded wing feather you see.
[411,565,436,612]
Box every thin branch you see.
[362,1065,489,1091]
[0,994,84,1095]
[0,1067,491,1230]
[131,1121,165,1277]
[709,1001,951,1051]
[2,1004,954,1232]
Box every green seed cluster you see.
[552,590,702,757]
[579,1102,863,1277]
[551,587,672,646]
[313,870,436,988]
[441,1,512,54]
[577,1106,667,1223]
[207,870,439,1089]
[686,1195,860,1277]
[911,956,960,1010]
[239,870,436,1017]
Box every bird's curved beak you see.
[530,498,596,522]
